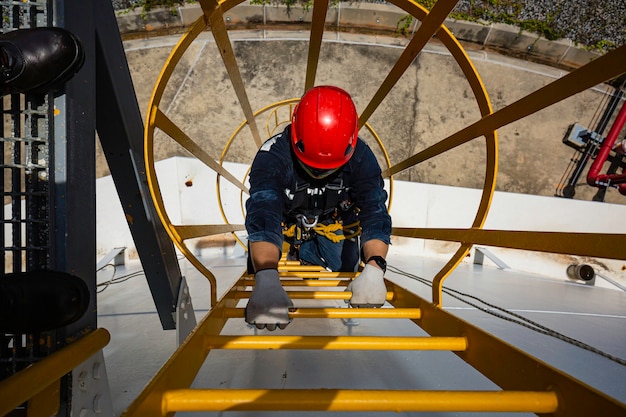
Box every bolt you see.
[93,394,102,414]
[78,371,88,391]
[92,362,101,380]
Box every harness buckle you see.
[297,214,319,229]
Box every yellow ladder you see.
[122,261,626,416]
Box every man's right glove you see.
[245,268,294,331]
[346,264,387,308]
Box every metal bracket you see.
[70,351,114,417]
[176,276,197,346]
[473,246,510,270]
[96,247,126,271]
[596,272,626,292]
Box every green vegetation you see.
[139,0,188,13]
[248,0,341,13]
[125,0,618,51]
[120,0,191,19]
[396,14,413,36]
[445,1,564,41]
[249,0,310,13]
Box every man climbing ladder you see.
[244,85,392,330]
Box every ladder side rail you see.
[388,281,626,416]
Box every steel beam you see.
[93,0,183,329]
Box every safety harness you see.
[282,174,361,248]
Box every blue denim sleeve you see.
[245,136,290,252]
[350,140,392,245]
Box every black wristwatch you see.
[366,255,387,273]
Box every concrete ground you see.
[107,27,625,205]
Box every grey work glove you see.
[346,264,386,308]
[245,268,294,331]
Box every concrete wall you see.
[115,1,601,69]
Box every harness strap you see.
[283,220,361,243]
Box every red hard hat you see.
[291,86,358,170]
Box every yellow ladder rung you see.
[204,335,467,351]
[231,291,394,300]
[161,389,559,413]
[280,271,355,278]
[278,264,328,272]
[221,307,421,319]
[243,272,356,279]
[239,278,350,287]
[278,260,305,266]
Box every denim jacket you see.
[245,125,391,252]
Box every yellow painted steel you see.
[375,0,498,305]
[275,264,328,272]
[161,389,559,413]
[144,17,223,306]
[220,307,422,319]
[388,281,626,416]
[304,0,329,91]
[278,271,354,278]
[123,280,243,417]
[229,290,394,301]
[142,0,497,309]
[199,0,263,148]
[360,0,460,126]
[135,0,626,415]
[289,307,422,319]
[0,328,110,417]
[174,223,246,240]
[239,278,350,286]
[204,335,467,350]
[26,380,60,417]
[393,228,626,261]
[152,108,249,194]
[388,44,626,177]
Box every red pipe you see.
[587,99,626,195]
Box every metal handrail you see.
[0,328,110,417]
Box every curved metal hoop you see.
[144,0,497,307]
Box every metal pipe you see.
[566,264,595,281]
[564,89,623,194]
[204,335,468,351]
[220,307,422,319]
[280,271,356,278]
[289,307,422,319]
[240,278,350,287]
[587,99,626,187]
[230,291,394,300]
[0,328,110,417]
[161,389,559,413]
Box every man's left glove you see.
[245,268,294,331]
[346,264,387,308]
